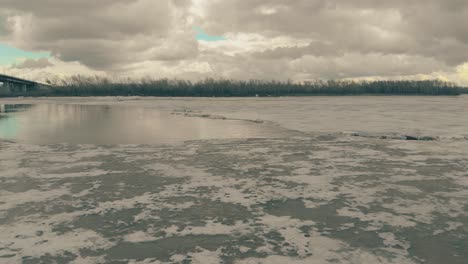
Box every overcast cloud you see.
[11,57,53,69]
[0,0,468,84]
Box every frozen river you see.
[0,96,467,263]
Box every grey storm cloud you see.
[201,0,468,64]
[0,0,197,70]
[0,0,467,81]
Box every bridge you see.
[0,74,39,95]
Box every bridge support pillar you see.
[0,74,38,96]
[3,82,11,94]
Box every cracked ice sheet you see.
[0,136,467,263]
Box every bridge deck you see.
[0,74,37,86]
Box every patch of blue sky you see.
[0,44,50,66]
[194,26,226,42]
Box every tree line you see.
[2,76,464,97]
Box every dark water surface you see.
[0,104,279,144]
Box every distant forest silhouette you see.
[3,76,466,97]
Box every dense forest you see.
[459,87,468,94]
[2,76,464,97]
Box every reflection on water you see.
[0,104,34,113]
[0,104,276,144]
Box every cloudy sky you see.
[1,0,468,85]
